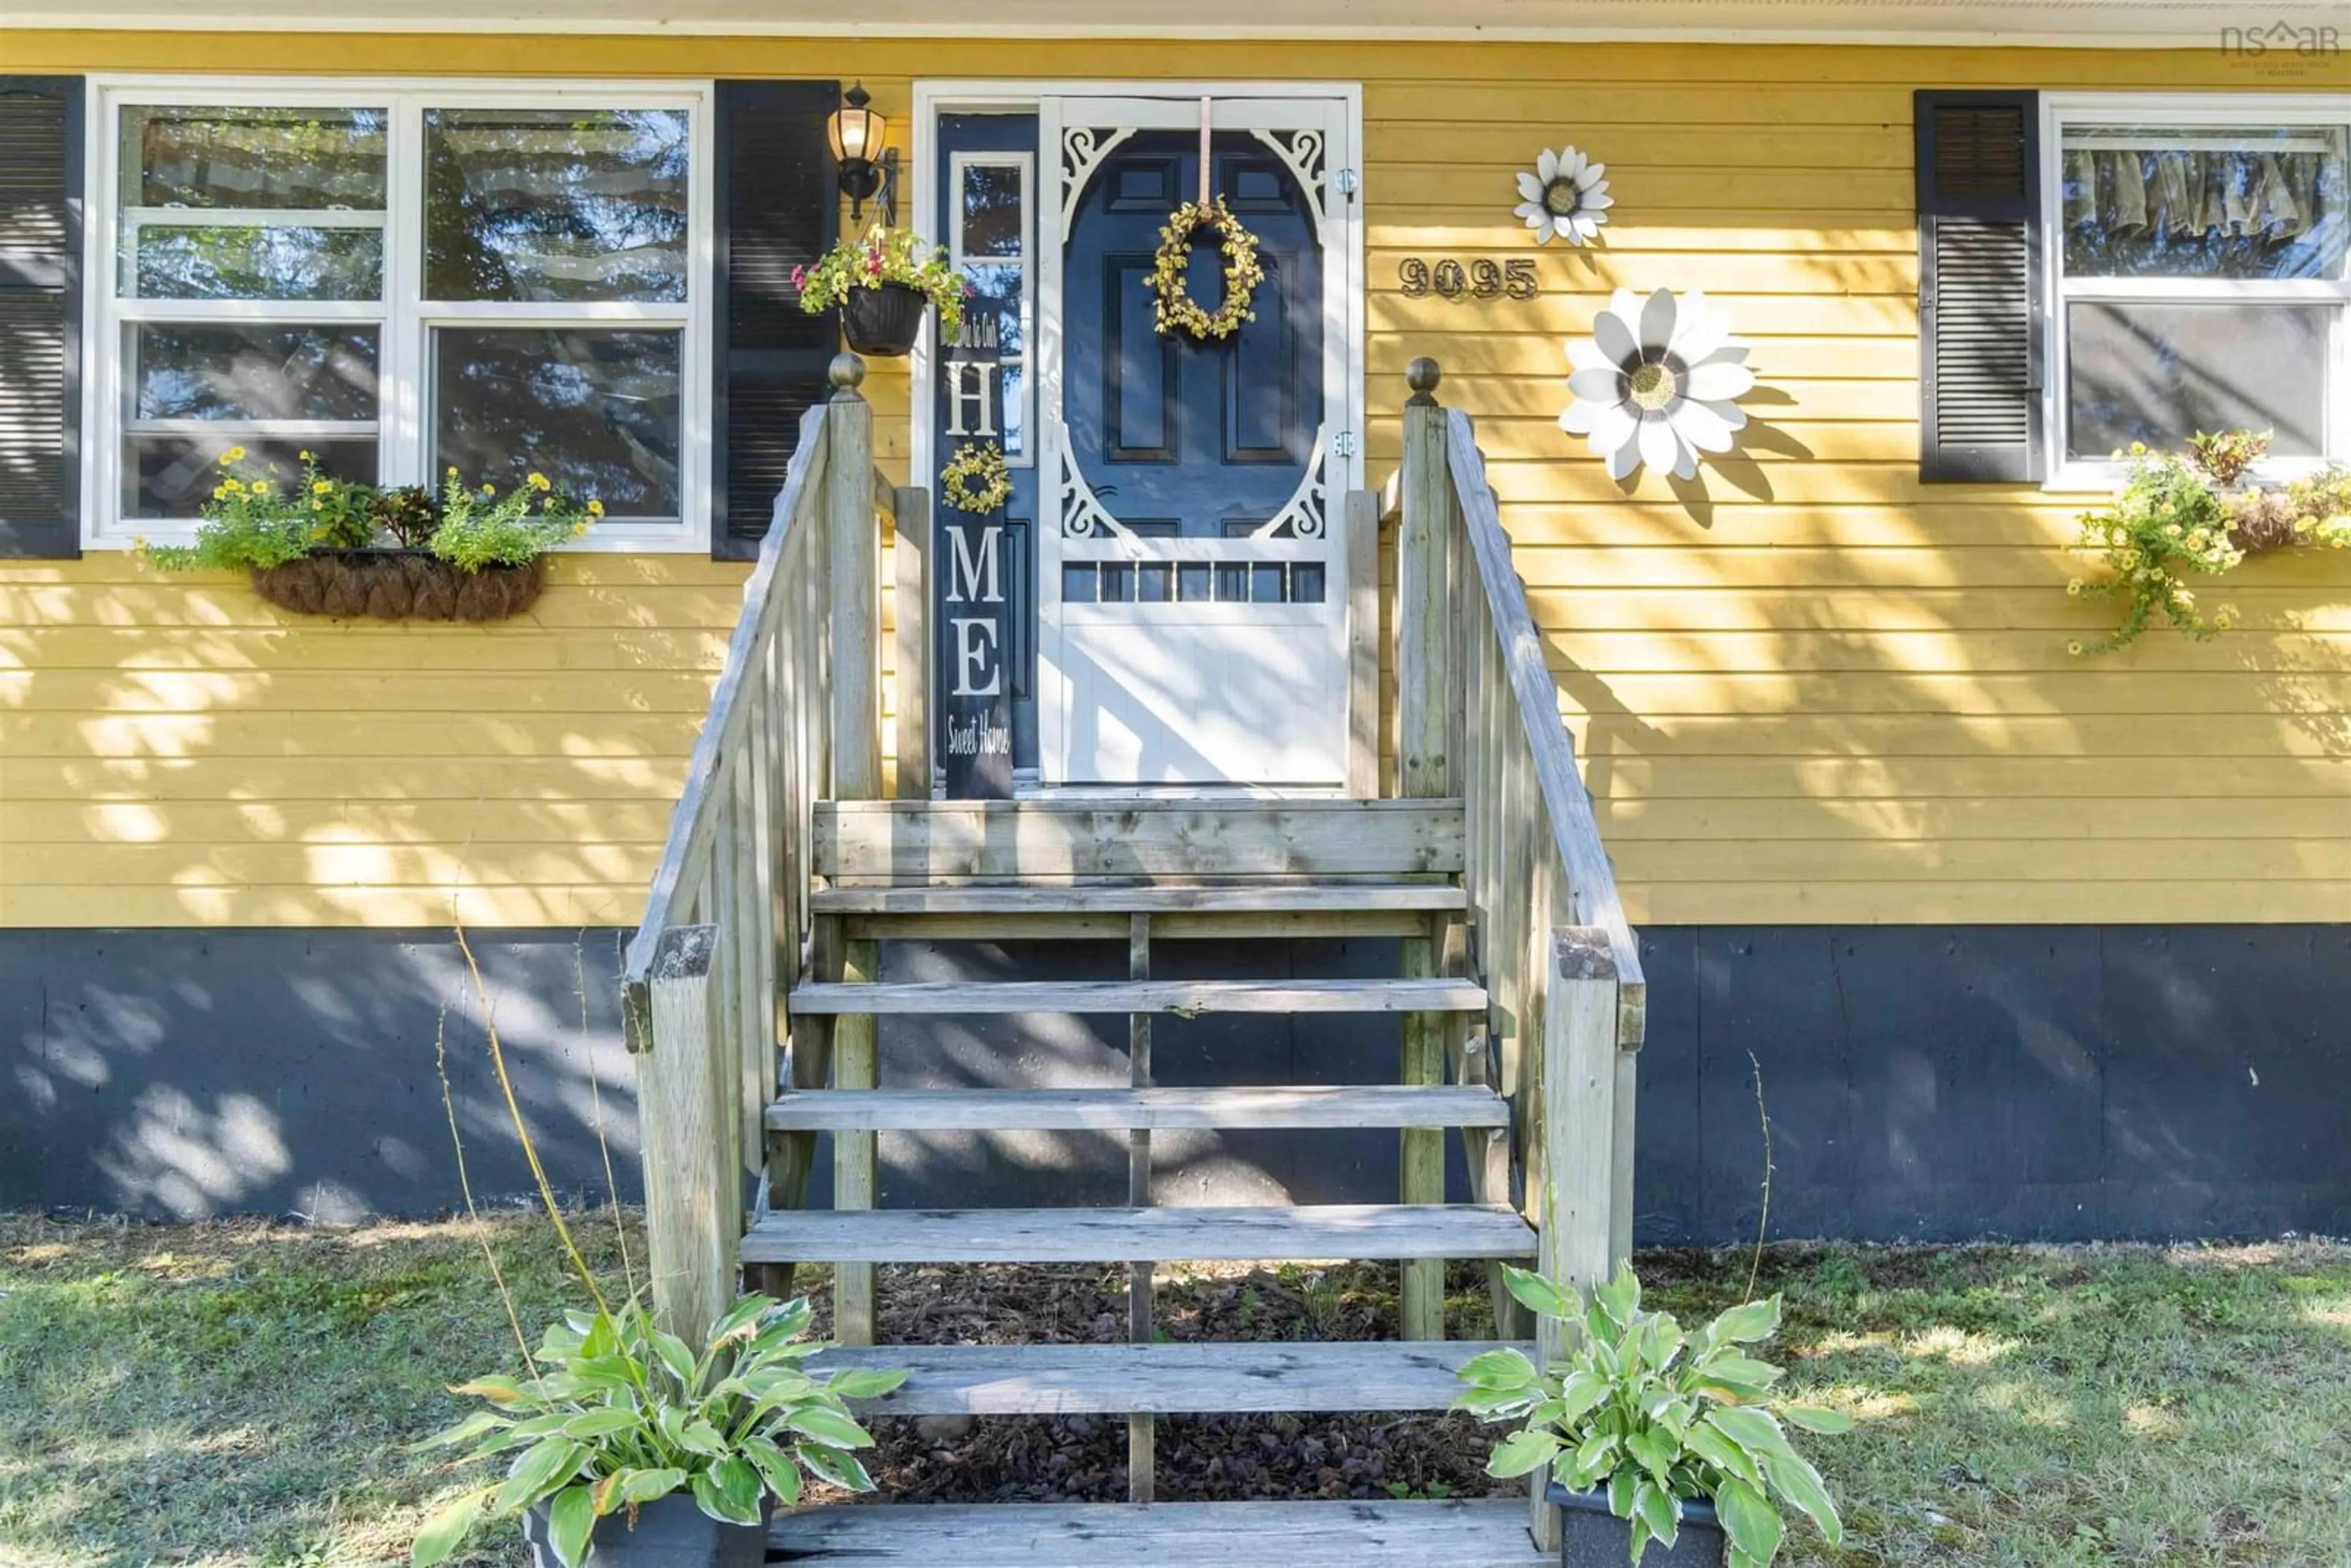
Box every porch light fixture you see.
[830,83,898,223]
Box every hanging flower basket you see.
[250,549,548,622]
[795,225,969,359]
[841,281,931,358]
[1148,196,1264,341]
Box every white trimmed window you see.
[2046,97,2350,484]
[85,79,711,549]
[948,150,1033,464]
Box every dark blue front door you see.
[1063,130,1322,542]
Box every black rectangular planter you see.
[522,1493,767,1568]
[1548,1480,1726,1567]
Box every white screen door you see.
[1037,93,1356,787]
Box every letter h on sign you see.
[945,314,1002,438]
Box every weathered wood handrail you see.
[1393,356,1647,1551]
[621,353,896,1344]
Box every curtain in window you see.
[2062,148,2333,241]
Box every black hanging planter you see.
[1547,1481,1726,1568]
[522,1493,767,1568]
[840,281,929,358]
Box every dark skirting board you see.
[5,925,2345,1241]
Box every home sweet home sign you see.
[936,314,1014,797]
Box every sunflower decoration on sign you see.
[1514,146,1612,246]
[1561,287,1755,482]
[940,440,1011,515]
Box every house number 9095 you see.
[1398,257,1538,299]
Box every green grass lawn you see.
[2,1212,2345,1567]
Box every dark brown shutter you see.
[0,76,83,558]
[712,80,839,559]
[1916,90,2042,484]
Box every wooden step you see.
[741,1203,1534,1264]
[810,1338,1534,1415]
[814,797,1467,882]
[770,1500,1548,1566]
[811,883,1468,914]
[787,977,1488,1016]
[767,1084,1511,1132]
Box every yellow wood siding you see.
[3,32,2348,927]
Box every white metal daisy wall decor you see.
[1561,287,1756,482]
[1514,147,1612,245]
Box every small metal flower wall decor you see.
[1514,147,1612,245]
[1561,287,1755,482]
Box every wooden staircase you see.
[766,795,1542,1561]
[621,356,1644,1564]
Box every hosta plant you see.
[1458,1264,1852,1567]
[413,1294,904,1568]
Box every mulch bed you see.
[799,1261,1518,1505]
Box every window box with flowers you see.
[140,449,602,621]
[2068,430,2351,655]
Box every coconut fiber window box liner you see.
[249,550,549,621]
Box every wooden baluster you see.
[1613,1045,1639,1270]
[828,354,882,803]
[832,936,880,1346]
[743,663,788,1307]
[708,782,747,1209]
[893,485,933,800]
[727,748,765,1184]
[1344,487,1381,799]
[1394,358,1453,1343]
[1127,913,1156,1503]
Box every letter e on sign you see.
[951,616,1002,698]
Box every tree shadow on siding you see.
[0,549,744,1218]
[1664,386,1810,528]
[0,925,641,1221]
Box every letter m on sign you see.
[946,523,1004,604]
